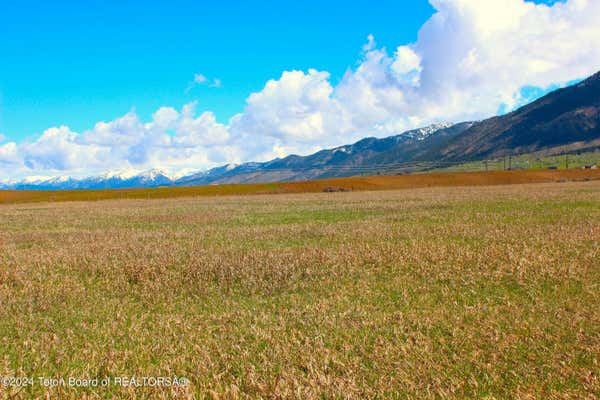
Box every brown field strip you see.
[1,169,600,204]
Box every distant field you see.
[1,181,599,398]
[2,169,600,204]
[435,150,600,173]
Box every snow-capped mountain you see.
[1,122,470,190]
[0,169,176,190]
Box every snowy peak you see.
[2,169,177,190]
[98,170,140,180]
[395,122,455,141]
[138,168,170,180]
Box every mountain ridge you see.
[3,70,600,190]
[0,123,462,190]
[437,71,600,160]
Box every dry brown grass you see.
[1,169,600,204]
[0,181,599,399]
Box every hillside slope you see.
[177,123,473,185]
[438,71,600,160]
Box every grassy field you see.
[1,181,599,398]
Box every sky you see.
[1,0,599,181]
[0,0,435,141]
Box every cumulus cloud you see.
[234,0,600,147]
[0,104,241,179]
[409,0,600,115]
[229,69,354,160]
[151,107,180,130]
[2,0,600,180]
[23,126,107,171]
[0,142,19,167]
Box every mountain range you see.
[0,169,174,190]
[2,70,599,190]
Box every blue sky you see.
[0,0,563,142]
[0,0,436,141]
[1,0,597,180]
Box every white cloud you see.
[362,33,376,52]
[0,142,19,166]
[2,0,600,180]
[22,126,106,172]
[410,0,600,115]
[0,104,239,179]
[186,73,222,92]
[151,107,180,130]
[175,102,230,147]
[193,73,208,84]
[330,0,600,132]
[391,46,422,86]
[230,69,352,159]
[244,70,333,140]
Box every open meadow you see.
[1,180,599,399]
